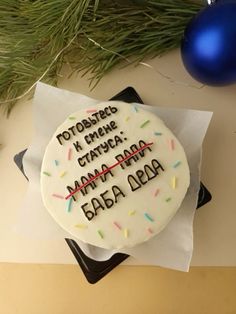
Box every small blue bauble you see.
[181,0,236,85]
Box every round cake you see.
[41,101,190,249]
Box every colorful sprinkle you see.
[113,221,122,230]
[154,189,160,197]
[170,139,175,150]
[75,224,87,229]
[144,213,154,222]
[52,193,64,199]
[166,197,172,202]
[128,210,136,216]
[124,228,129,238]
[66,197,73,212]
[67,148,72,160]
[54,160,59,166]
[86,109,97,113]
[154,132,162,136]
[69,116,76,120]
[147,227,153,234]
[125,116,130,121]
[59,171,67,178]
[172,176,177,189]
[140,120,150,128]
[173,161,181,168]
[43,171,51,176]
[132,105,138,112]
[97,230,104,239]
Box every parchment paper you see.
[15,82,212,271]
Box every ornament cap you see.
[207,0,216,4]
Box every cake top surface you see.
[40,101,190,249]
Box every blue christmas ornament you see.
[181,0,236,86]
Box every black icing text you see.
[115,140,152,169]
[84,120,117,144]
[128,159,164,192]
[56,105,118,145]
[81,185,126,221]
[77,134,123,167]
[66,164,113,201]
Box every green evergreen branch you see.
[0,0,204,115]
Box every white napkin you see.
[17,82,212,271]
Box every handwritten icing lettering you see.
[73,141,83,152]
[77,135,124,167]
[66,181,86,201]
[115,140,152,169]
[81,203,94,221]
[100,190,114,208]
[128,159,164,192]
[56,106,118,145]
[84,120,117,145]
[66,164,114,199]
[81,185,126,221]
[81,176,97,195]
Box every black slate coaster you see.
[14,86,212,283]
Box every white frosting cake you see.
[41,101,190,249]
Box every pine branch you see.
[0,0,97,115]
[72,0,203,86]
[0,0,204,115]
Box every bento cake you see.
[41,101,190,249]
